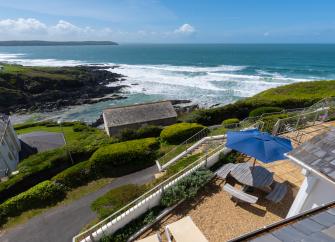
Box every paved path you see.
[0,165,158,242]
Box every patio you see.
[140,158,301,242]
[138,123,335,241]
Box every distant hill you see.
[0,40,118,46]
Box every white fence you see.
[73,143,229,242]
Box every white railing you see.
[157,128,210,166]
[72,143,228,242]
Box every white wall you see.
[287,171,335,218]
[301,176,335,211]
[0,117,21,177]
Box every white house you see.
[286,127,335,218]
[0,114,21,177]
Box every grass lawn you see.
[1,177,113,230]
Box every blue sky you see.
[0,0,334,43]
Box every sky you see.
[0,0,334,43]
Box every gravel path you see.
[0,165,158,242]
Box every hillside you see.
[184,80,335,125]
[0,41,118,46]
[0,64,125,113]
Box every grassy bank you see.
[183,80,335,125]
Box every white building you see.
[0,114,21,177]
[286,127,335,217]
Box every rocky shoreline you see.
[0,64,127,114]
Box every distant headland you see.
[0,40,118,46]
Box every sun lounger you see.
[136,233,162,242]
[216,163,236,179]
[165,216,208,242]
[223,183,258,204]
[266,181,288,203]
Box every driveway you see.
[0,165,158,242]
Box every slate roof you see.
[233,202,335,242]
[286,127,335,182]
[19,131,65,152]
[103,101,177,127]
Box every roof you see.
[286,127,335,182]
[229,201,335,242]
[19,131,65,152]
[103,101,177,127]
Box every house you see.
[285,127,335,218]
[0,114,21,177]
[102,101,177,136]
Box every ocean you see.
[1,44,335,123]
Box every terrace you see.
[138,122,335,242]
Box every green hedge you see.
[89,138,159,175]
[0,181,66,224]
[249,106,283,117]
[160,123,206,144]
[120,125,162,141]
[13,121,75,130]
[91,184,147,219]
[222,118,240,127]
[160,169,213,207]
[260,113,289,132]
[51,160,93,188]
[0,130,111,203]
[53,138,160,188]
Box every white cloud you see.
[0,18,197,42]
[175,24,195,34]
[0,18,47,34]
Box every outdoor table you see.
[230,163,274,190]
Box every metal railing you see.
[157,127,210,165]
[73,142,226,242]
[272,97,335,136]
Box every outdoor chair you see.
[165,216,208,242]
[136,233,162,242]
[265,181,288,203]
[223,183,258,205]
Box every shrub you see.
[137,125,162,138]
[72,123,90,132]
[222,118,240,127]
[89,138,160,175]
[160,123,206,144]
[100,206,163,242]
[51,160,93,188]
[160,169,213,207]
[52,138,160,189]
[260,113,289,132]
[0,181,66,224]
[91,184,147,219]
[120,125,162,141]
[249,106,283,117]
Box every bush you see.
[91,184,147,219]
[89,138,160,175]
[160,123,206,144]
[72,123,91,132]
[249,106,283,117]
[100,206,163,242]
[51,160,93,188]
[222,118,240,127]
[120,125,162,141]
[160,169,213,207]
[13,121,76,130]
[260,113,289,132]
[0,181,66,224]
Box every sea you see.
[1,44,335,123]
